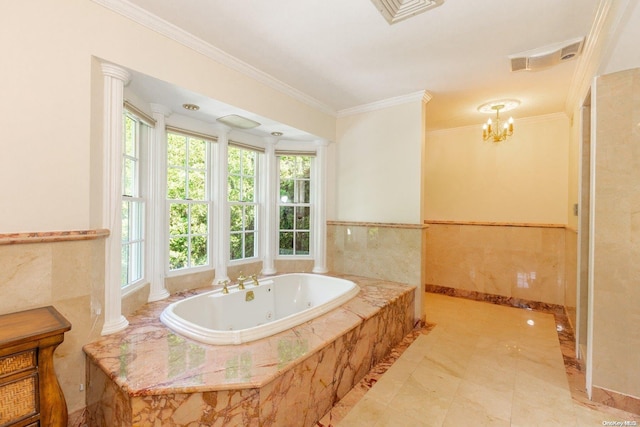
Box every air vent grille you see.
[370,0,445,24]
[510,37,584,72]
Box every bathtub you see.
[160,273,360,345]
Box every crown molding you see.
[564,0,632,114]
[337,90,431,118]
[91,0,336,117]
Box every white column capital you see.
[314,139,331,147]
[215,123,232,136]
[101,63,130,84]
[150,103,172,117]
[264,136,278,146]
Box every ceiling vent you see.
[370,0,445,25]
[509,37,584,72]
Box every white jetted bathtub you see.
[160,273,360,345]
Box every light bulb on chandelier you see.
[478,99,519,143]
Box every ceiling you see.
[119,0,599,134]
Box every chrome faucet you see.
[237,272,246,290]
[250,274,259,286]
[218,279,230,294]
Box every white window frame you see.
[121,111,148,291]
[276,154,314,259]
[228,145,260,264]
[166,130,214,276]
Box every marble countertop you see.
[83,274,415,397]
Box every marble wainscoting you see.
[424,221,567,306]
[0,229,108,422]
[83,275,415,426]
[327,221,427,322]
[564,227,578,332]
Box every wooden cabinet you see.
[0,306,71,427]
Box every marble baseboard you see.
[84,275,415,426]
[68,407,87,427]
[591,387,640,415]
[424,284,566,316]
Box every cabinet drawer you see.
[0,374,38,425]
[0,350,36,377]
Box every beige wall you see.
[591,68,640,399]
[424,113,570,224]
[0,0,335,233]
[332,100,424,223]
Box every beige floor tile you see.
[450,380,513,421]
[331,294,639,427]
[407,360,463,399]
[387,381,452,424]
[510,392,577,426]
[365,372,407,403]
[373,406,432,427]
[379,356,419,381]
[463,357,517,394]
[443,398,511,427]
[336,396,389,427]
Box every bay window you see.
[121,112,147,288]
[166,132,211,271]
[278,155,312,256]
[228,146,259,261]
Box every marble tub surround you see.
[83,274,415,426]
[424,221,567,306]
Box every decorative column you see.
[213,124,231,285]
[147,104,172,302]
[312,139,329,273]
[261,137,278,275]
[101,63,130,335]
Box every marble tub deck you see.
[83,274,415,426]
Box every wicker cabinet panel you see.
[0,350,36,377]
[0,374,38,425]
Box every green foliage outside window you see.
[229,146,257,260]
[122,113,144,287]
[278,155,311,255]
[167,133,209,270]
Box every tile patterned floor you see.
[318,293,640,426]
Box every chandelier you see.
[478,99,519,142]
